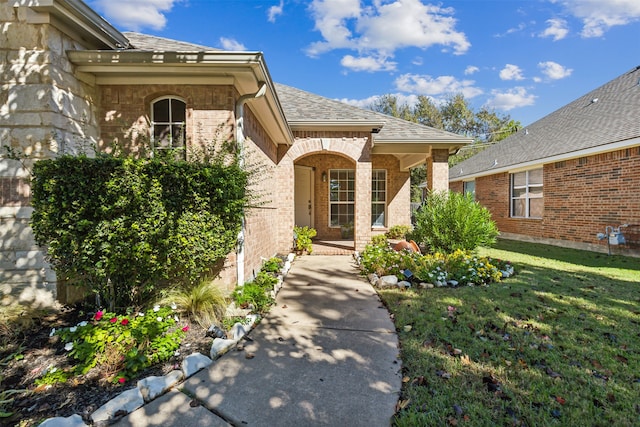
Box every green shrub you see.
[386,225,412,240]
[31,154,248,309]
[408,191,498,254]
[159,278,227,329]
[293,226,317,254]
[261,257,283,274]
[232,282,274,314]
[370,234,388,246]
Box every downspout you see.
[234,82,267,287]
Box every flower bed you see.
[357,241,514,288]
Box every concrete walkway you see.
[117,255,401,427]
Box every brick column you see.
[355,162,372,251]
[426,149,450,193]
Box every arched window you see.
[151,97,186,157]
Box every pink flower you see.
[118,377,125,384]
[109,317,117,323]
[181,325,189,332]
[121,318,129,326]
[94,311,104,321]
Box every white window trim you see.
[150,96,186,156]
[328,169,355,228]
[510,169,543,219]
[372,169,387,228]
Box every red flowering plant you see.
[44,305,188,385]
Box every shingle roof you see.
[275,83,470,143]
[124,32,220,51]
[121,32,469,145]
[450,65,640,180]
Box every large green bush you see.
[409,191,498,253]
[31,154,248,309]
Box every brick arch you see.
[287,138,363,163]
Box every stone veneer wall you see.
[1,3,100,305]
[450,147,640,256]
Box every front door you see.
[294,165,314,228]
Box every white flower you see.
[174,315,179,322]
[69,326,77,333]
[50,328,56,337]
[49,367,57,374]
[153,305,160,312]
[174,350,180,357]
[78,321,88,327]
[157,317,163,322]
[170,302,177,310]
[64,342,74,351]
[138,312,145,317]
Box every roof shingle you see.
[450,65,640,179]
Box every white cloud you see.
[464,65,479,75]
[268,0,285,23]
[89,0,179,31]
[487,87,536,111]
[538,61,573,79]
[394,74,483,99]
[341,55,397,72]
[499,64,525,81]
[495,22,526,38]
[552,0,640,37]
[306,0,470,64]
[540,18,569,40]
[220,37,247,51]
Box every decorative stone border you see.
[38,253,296,427]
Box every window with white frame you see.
[371,169,386,227]
[463,180,476,199]
[151,97,186,157]
[511,168,543,218]
[329,169,354,227]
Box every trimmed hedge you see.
[31,154,248,309]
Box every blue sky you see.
[88,0,640,126]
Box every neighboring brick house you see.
[450,66,640,257]
[1,0,471,305]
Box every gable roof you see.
[124,32,220,52]
[451,65,640,181]
[275,83,470,144]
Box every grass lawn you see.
[380,240,640,426]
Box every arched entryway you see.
[294,152,357,254]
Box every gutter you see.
[234,82,268,287]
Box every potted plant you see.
[293,226,317,254]
[340,222,354,239]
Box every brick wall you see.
[451,146,640,256]
[98,85,236,156]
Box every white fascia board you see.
[450,137,640,183]
[288,120,385,132]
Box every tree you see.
[368,93,521,175]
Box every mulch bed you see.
[1,306,213,427]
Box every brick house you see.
[1,0,470,305]
[450,66,640,257]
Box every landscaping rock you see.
[376,275,398,288]
[182,353,213,377]
[137,370,184,402]
[367,273,379,286]
[418,282,434,289]
[230,322,247,340]
[225,301,251,318]
[38,414,87,427]
[91,388,144,423]
[398,281,412,289]
[210,338,237,359]
[448,280,459,287]
[286,252,295,263]
[245,313,259,327]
